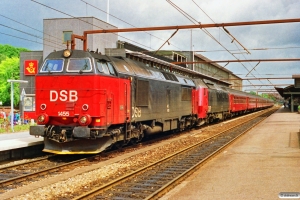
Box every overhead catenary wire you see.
[190,0,271,89]
[81,0,183,51]
[195,46,300,52]
[166,0,261,89]
[0,31,58,49]
[31,0,159,51]
[0,14,65,49]
[191,0,277,89]
[192,0,271,88]
[0,23,66,50]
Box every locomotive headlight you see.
[80,116,87,124]
[37,114,49,125]
[63,49,72,58]
[78,114,91,126]
[38,115,45,123]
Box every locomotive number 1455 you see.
[58,111,70,116]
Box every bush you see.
[0,123,31,133]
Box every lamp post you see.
[7,80,28,132]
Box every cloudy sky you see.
[1,0,300,92]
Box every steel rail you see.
[145,108,276,199]
[0,124,209,194]
[0,155,54,170]
[73,107,277,199]
[0,155,91,190]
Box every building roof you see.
[275,74,300,98]
[194,53,233,74]
[43,17,117,28]
[275,85,300,98]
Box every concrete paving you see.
[0,131,43,151]
[161,107,300,200]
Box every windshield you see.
[67,58,92,72]
[41,59,64,72]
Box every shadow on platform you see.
[276,106,300,113]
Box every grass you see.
[0,122,32,134]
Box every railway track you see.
[0,129,186,195]
[0,107,277,199]
[0,154,94,193]
[72,108,276,200]
[0,128,193,194]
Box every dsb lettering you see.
[50,90,78,102]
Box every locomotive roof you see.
[46,49,111,61]
[109,56,195,87]
[124,50,231,86]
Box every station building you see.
[19,17,242,120]
[275,75,300,112]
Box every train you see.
[30,49,274,154]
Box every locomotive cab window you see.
[67,58,92,72]
[96,61,115,75]
[107,62,116,75]
[41,59,64,72]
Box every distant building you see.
[20,51,43,95]
[275,74,300,112]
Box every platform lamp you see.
[7,79,28,132]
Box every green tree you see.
[0,44,29,62]
[0,44,30,106]
[0,57,20,106]
[249,91,257,95]
[261,93,273,99]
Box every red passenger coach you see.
[228,91,248,114]
[248,96,257,110]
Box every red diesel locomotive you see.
[30,49,273,154]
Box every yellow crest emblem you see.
[26,62,35,74]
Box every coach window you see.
[67,58,92,72]
[41,59,64,72]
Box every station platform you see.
[0,131,43,151]
[0,131,44,161]
[161,106,300,200]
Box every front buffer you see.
[30,125,113,154]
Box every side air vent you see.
[136,80,149,106]
[181,87,192,101]
[162,72,178,82]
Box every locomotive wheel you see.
[113,141,124,149]
[130,138,138,145]
[214,118,220,123]
[208,116,214,123]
